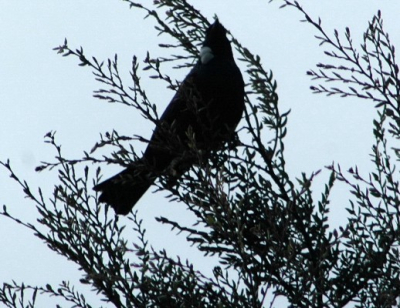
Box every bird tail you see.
[93,167,152,215]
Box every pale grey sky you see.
[1,1,399,306]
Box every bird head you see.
[200,19,233,64]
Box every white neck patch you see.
[200,46,214,64]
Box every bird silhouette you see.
[94,20,244,215]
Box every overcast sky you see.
[1,1,399,306]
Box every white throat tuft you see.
[200,46,214,64]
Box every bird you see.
[93,19,245,215]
